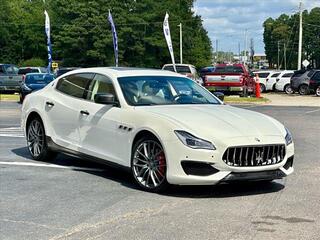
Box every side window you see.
[56,73,94,99]
[86,74,117,102]
[5,66,14,74]
[282,73,293,78]
[0,66,4,74]
[313,72,320,81]
[271,73,280,78]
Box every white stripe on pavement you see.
[0,161,104,172]
[0,127,24,138]
[305,109,320,114]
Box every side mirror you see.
[94,93,117,105]
[213,92,224,101]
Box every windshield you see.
[118,76,221,106]
[25,74,54,84]
[215,65,244,74]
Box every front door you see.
[78,73,130,166]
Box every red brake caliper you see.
[156,152,165,177]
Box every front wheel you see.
[316,87,320,97]
[27,117,56,161]
[131,137,169,192]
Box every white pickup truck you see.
[0,64,22,93]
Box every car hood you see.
[139,105,285,140]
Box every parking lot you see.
[0,100,319,240]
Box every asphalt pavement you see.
[0,101,319,240]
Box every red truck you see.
[203,64,256,96]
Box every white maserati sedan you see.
[21,67,294,192]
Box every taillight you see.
[310,79,316,84]
[22,75,26,82]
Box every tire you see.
[259,84,266,93]
[316,87,320,97]
[131,136,169,192]
[284,84,294,94]
[298,84,310,95]
[26,117,57,161]
[272,84,276,92]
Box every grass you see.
[0,93,19,102]
[224,96,269,104]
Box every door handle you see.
[46,101,54,107]
[80,110,90,115]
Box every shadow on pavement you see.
[11,146,285,198]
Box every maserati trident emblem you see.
[255,137,261,142]
[255,151,263,165]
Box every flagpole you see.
[163,12,176,72]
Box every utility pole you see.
[238,42,241,63]
[284,43,287,70]
[277,41,280,70]
[244,29,248,64]
[178,23,183,64]
[298,0,303,70]
[216,39,219,63]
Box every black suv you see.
[309,70,320,96]
[290,69,315,95]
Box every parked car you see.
[253,70,275,93]
[308,70,320,97]
[0,64,22,93]
[265,71,281,91]
[162,64,202,85]
[275,71,294,93]
[21,67,294,192]
[55,67,79,78]
[203,64,256,96]
[18,67,48,83]
[200,66,215,80]
[290,69,315,95]
[20,73,55,103]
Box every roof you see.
[65,67,183,79]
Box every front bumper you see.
[164,137,294,185]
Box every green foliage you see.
[263,8,320,69]
[0,0,212,69]
[19,58,46,67]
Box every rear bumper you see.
[0,86,20,92]
[205,86,243,92]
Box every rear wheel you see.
[299,84,309,95]
[316,87,320,97]
[284,84,294,94]
[131,137,168,192]
[27,117,56,161]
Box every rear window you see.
[163,65,191,74]
[307,70,315,77]
[25,74,54,84]
[215,66,244,74]
[257,72,269,78]
[18,68,39,75]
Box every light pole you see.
[298,0,303,70]
[178,23,182,64]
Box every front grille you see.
[222,144,286,167]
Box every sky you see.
[194,0,320,54]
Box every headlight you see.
[285,127,293,145]
[174,130,216,150]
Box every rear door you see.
[45,73,94,149]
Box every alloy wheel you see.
[132,140,166,189]
[27,119,45,158]
[316,87,320,97]
[285,85,293,94]
[299,85,309,95]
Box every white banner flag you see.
[163,12,176,72]
[44,10,52,73]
